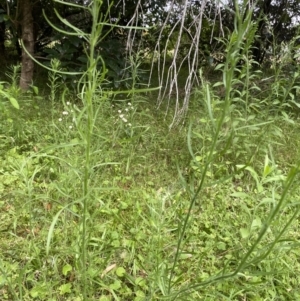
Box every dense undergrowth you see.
[1,1,300,300]
[1,76,300,300]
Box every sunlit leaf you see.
[9,97,19,109]
[62,264,72,276]
[240,228,250,238]
[116,267,126,277]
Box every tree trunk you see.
[0,2,6,57]
[0,21,5,56]
[252,0,272,64]
[19,0,34,90]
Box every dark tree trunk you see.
[19,0,35,90]
[0,2,6,57]
[252,0,272,64]
[0,21,5,55]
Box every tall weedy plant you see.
[74,2,105,298]
[40,1,157,299]
[41,1,112,299]
[167,2,300,300]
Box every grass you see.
[1,85,300,300]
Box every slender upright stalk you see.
[80,1,105,298]
[168,0,254,294]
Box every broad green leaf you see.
[59,283,72,295]
[32,86,39,95]
[30,285,47,298]
[251,218,262,230]
[195,155,202,162]
[9,97,19,109]
[240,228,250,238]
[263,165,272,177]
[135,277,146,287]
[62,264,72,276]
[109,280,121,290]
[217,242,226,250]
[116,267,126,277]
[134,290,146,301]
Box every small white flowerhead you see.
[119,114,124,118]
[128,123,132,127]
[127,102,131,106]
[69,125,73,129]
[66,101,70,105]
[62,111,68,115]
[125,108,128,112]
[58,118,62,122]
[118,110,122,113]
[122,118,127,123]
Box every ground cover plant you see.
[1,1,300,301]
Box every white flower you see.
[127,102,131,106]
[128,123,132,127]
[66,101,70,105]
[122,118,127,123]
[58,118,62,122]
[125,108,128,112]
[69,125,73,129]
[118,110,122,113]
[62,111,68,115]
[119,114,124,118]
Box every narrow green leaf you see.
[46,207,65,255]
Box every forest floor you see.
[1,71,300,300]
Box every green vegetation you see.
[2,71,300,300]
[1,1,300,301]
